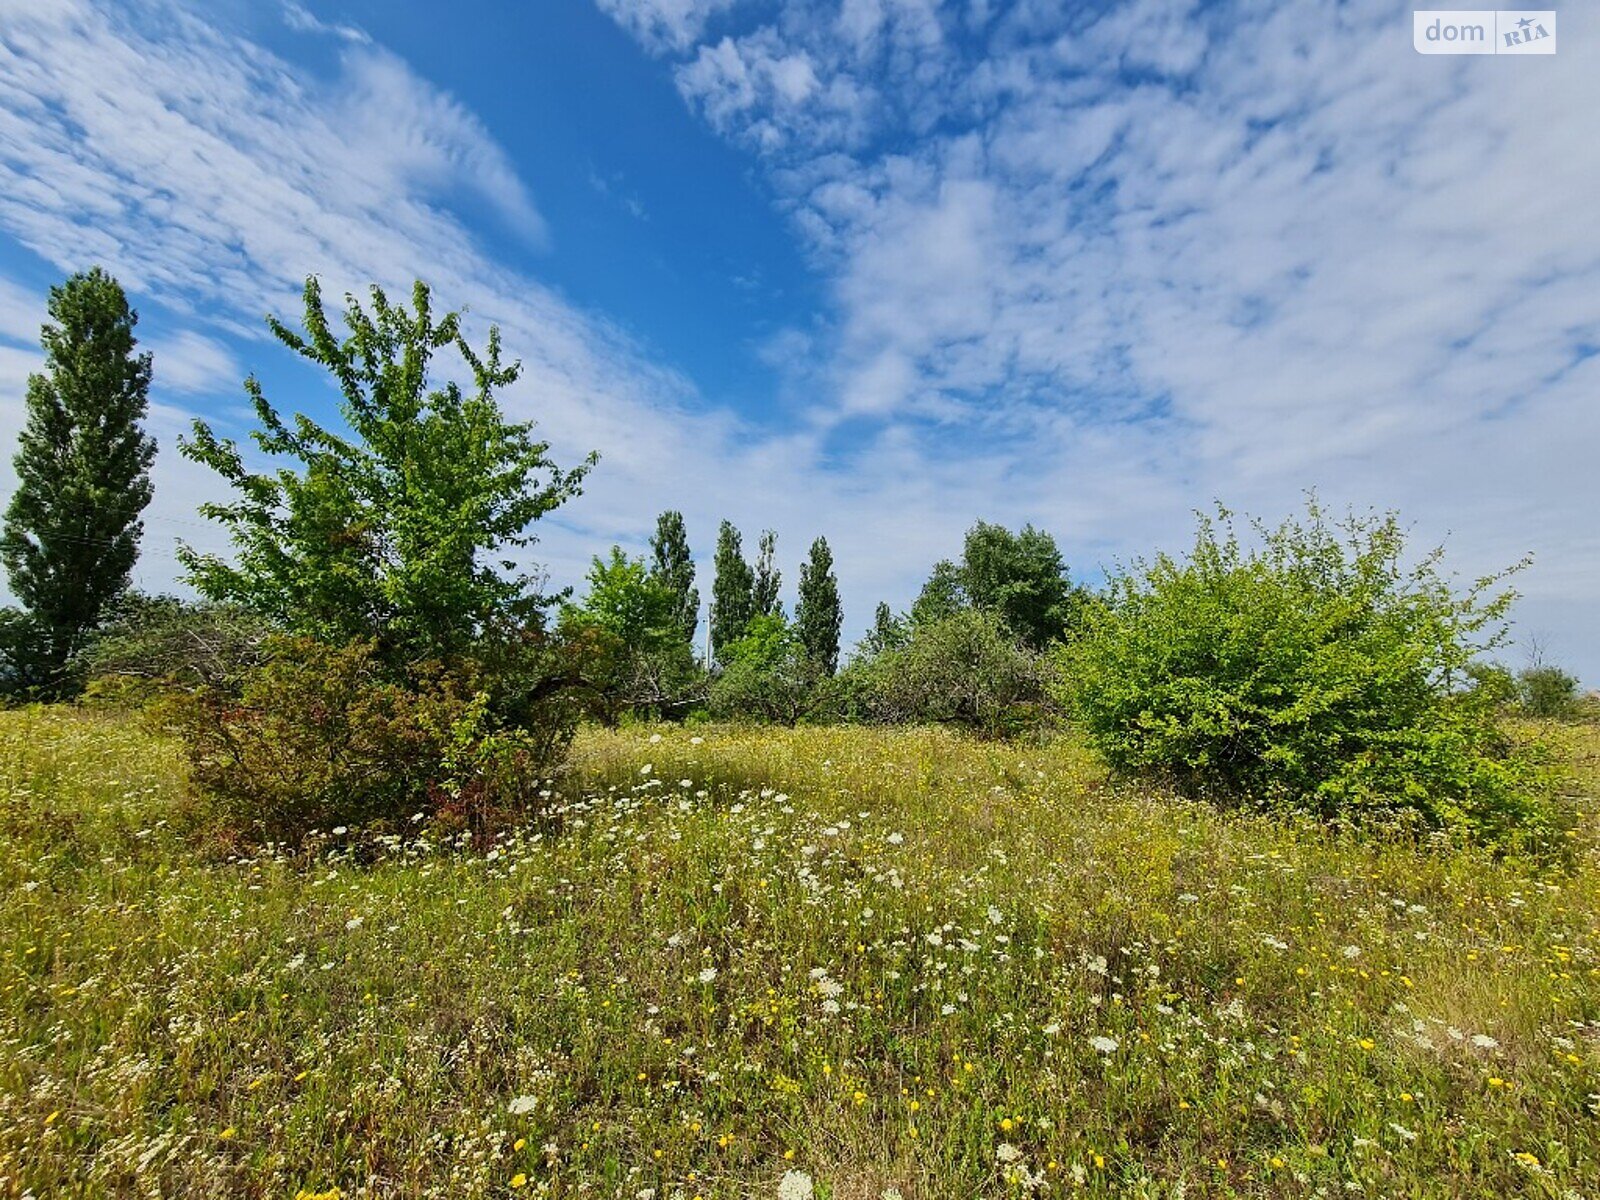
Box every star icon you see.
[1517,16,1533,29]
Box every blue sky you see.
[0,0,1596,680]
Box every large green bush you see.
[1058,503,1557,850]
[707,615,828,725]
[164,634,580,844]
[847,608,1054,737]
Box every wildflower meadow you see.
[3,708,1597,1197]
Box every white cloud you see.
[281,1,369,44]
[144,330,239,395]
[594,0,739,53]
[0,277,41,346]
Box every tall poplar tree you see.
[1,268,156,694]
[794,535,842,674]
[710,520,755,662]
[753,529,782,617]
[648,509,698,646]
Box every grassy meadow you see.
[2,707,1598,1198]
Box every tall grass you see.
[2,709,1597,1197]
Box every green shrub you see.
[707,615,828,725]
[1518,664,1580,718]
[1058,503,1557,850]
[162,634,578,844]
[846,608,1055,738]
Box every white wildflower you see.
[508,1095,538,1115]
[1090,1035,1120,1054]
[778,1169,814,1200]
[697,967,718,984]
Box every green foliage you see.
[708,614,827,725]
[1,268,156,696]
[911,558,965,626]
[164,634,577,843]
[562,548,704,721]
[647,510,698,646]
[178,277,594,664]
[1519,664,1580,718]
[0,608,56,701]
[861,600,909,657]
[752,529,782,618]
[794,536,842,675]
[847,608,1054,737]
[1464,661,1519,708]
[566,548,680,654]
[710,520,755,662]
[83,594,274,702]
[1059,502,1556,850]
[912,522,1083,649]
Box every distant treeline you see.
[0,270,1585,853]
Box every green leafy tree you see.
[861,601,908,656]
[795,535,842,674]
[961,521,1082,648]
[708,613,826,725]
[1059,501,1555,850]
[1,268,156,695]
[710,520,755,662]
[1518,665,1579,718]
[753,529,782,618]
[911,559,965,626]
[178,278,594,664]
[563,546,701,720]
[912,522,1080,649]
[648,510,698,647]
[568,547,680,653]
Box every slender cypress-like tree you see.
[753,529,782,617]
[795,536,842,674]
[710,520,755,662]
[648,509,698,646]
[1,268,156,694]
